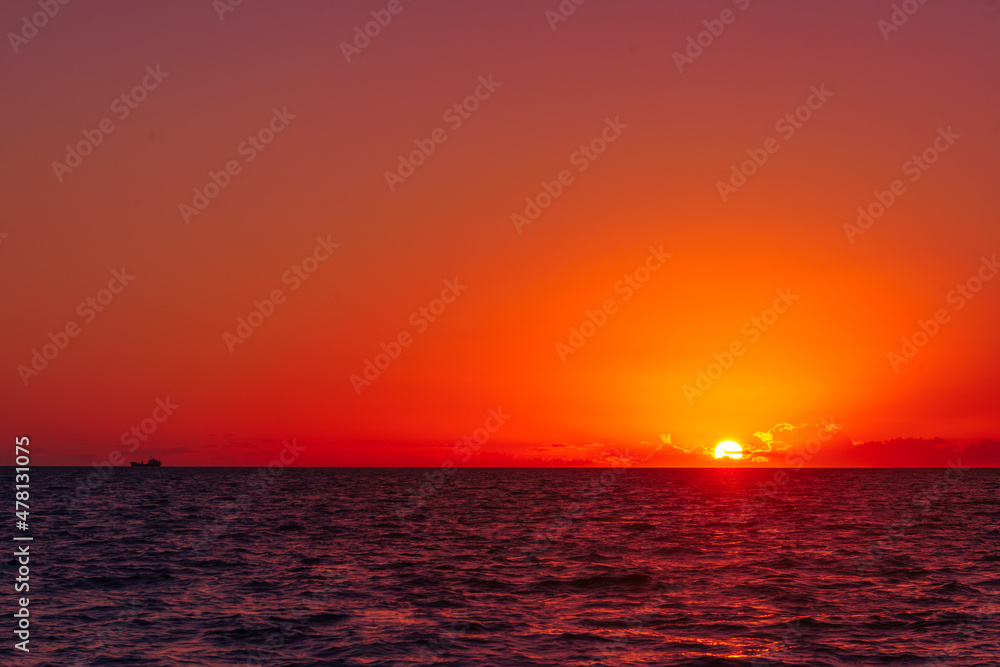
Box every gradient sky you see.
[3,0,999,467]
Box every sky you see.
[2,0,999,467]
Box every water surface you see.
[10,467,1000,666]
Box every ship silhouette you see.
[130,455,162,467]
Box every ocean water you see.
[8,467,1000,666]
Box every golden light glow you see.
[714,441,743,460]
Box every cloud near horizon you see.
[33,423,1000,468]
[646,420,1000,468]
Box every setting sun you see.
[5,1,1000,664]
[715,441,743,460]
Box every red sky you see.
[2,0,999,467]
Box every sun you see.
[714,440,743,460]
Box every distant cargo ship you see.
[130,456,162,467]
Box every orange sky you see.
[2,0,999,467]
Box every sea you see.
[6,467,999,666]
